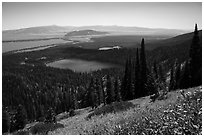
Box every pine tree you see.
[169,66,175,91]
[158,64,165,83]
[9,110,17,132]
[134,48,141,99]
[114,77,122,102]
[95,78,103,105]
[101,76,107,105]
[189,24,202,87]
[121,58,129,100]
[88,78,96,108]
[121,56,134,101]
[126,57,134,100]
[146,72,158,96]
[73,89,78,110]
[153,61,158,80]
[174,64,181,89]
[45,107,56,123]
[69,87,78,110]
[15,104,27,130]
[69,87,77,116]
[140,38,147,96]
[180,61,191,89]
[106,75,114,104]
[2,108,10,133]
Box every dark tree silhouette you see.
[169,66,175,91]
[189,24,202,87]
[140,38,147,96]
[121,56,134,100]
[87,78,95,108]
[101,76,107,105]
[126,57,133,100]
[134,48,141,99]
[180,61,191,89]
[106,75,114,104]
[114,77,122,102]
[146,72,158,96]
[174,63,181,90]
[96,78,103,105]
[153,61,158,80]
[158,64,165,83]
[15,104,27,130]
[45,107,56,123]
[2,108,10,133]
[121,58,129,100]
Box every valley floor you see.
[48,86,202,135]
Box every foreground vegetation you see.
[48,86,201,135]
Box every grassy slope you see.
[49,86,202,135]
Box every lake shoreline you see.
[46,58,121,73]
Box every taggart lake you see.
[46,59,120,73]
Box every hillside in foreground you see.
[14,86,201,135]
[48,86,202,135]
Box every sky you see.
[2,2,202,30]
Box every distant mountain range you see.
[64,30,109,37]
[2,25,190,41]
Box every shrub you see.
[13,129,30,135]
[45,108,56,123]
[11,105,27,132]
[69,109,76,117]
[87,101,135,119]
[2,109,10,133]
[30,122,64,135]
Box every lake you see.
[46,59,119,73]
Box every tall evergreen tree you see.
[73,89,78,110]
[174,64,181,89]
[88,78,98,109]
[114,77,122,102]
[140,38,147,96]
[180,61,191,89]
[69,87,78,110]
[101,75,107,105]
[121,57,133,100]
[121,58,129,100]
[169,66,175,91]
[126,57,134,100]
[134,48,141,99]
[2,108,10,133]
[95,78,103,105]
[153,61,158,80]
[146,72,158,96]
[158,64,165,83]
[189,24,202,87]
[106,75,114,104]
[45,107,56,123]
[15,104,27,130]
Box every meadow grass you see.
[49,86,202,135]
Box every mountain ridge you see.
[147,30,202,50]
[64,30,109,37]
[3,25,189,35]
[3,25,190,41]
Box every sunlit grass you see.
[49,86,202,135]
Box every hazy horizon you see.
[2,24,196,31]
[3,2,202,31]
